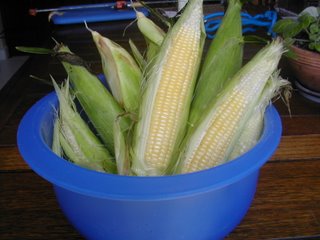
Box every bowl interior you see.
[17,92,282,200]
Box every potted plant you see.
[273,6,320,100]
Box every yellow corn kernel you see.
[177,39,284,174]
[182,93,247,173]
[145,29,200,165]
[132,0,205,176]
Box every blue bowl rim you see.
[17,92,282,200]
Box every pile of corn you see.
[50,0,290,176]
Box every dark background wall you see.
[0,1,119,56]
[0,0,317,57]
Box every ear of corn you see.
[129,38,146,70]
[131,0,206,176]
[52,78,117,173]
[136,11,166,64]
[189,0,243,127]
[228,72,291,160]
[57,45,130,155]
[136,11,166,46]
[175,39,284,174]
[90,31,142,113]
[204,0,243,61]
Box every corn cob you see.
[228,72,291,160]
[90,30,142,113]
[52,79,117,173]
[189,0,243,127]
[56,44,130,155]
[175,39,284,174]
[131,0,205,176]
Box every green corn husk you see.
[188,0,243,128]
[90,30,142,113]
[129,38,146,70]
[113,114,133,175]
[56,44,130,155]
[145,42,159,65]
[136,11,166,46]
[174,39,284,174]
[136,11,166,64]
[228,72,291,160]
[52,79,117,173]
[52,118,62,157]
[131,0,206,176]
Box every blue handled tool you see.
[29,1,149,25]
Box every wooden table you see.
[1,9,320,240]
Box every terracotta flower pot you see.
[287,44,320,92]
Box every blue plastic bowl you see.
[17,92,282,240]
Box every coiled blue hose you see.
[204,10,277,39]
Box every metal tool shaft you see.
[29,0,218,15]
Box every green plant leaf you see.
[309,23,319,34]
[298,13,316,29]
[273,19,303,38]
[314,43,320,52]
[243,35,269,44]
[285,48,297,59]
[15,46,54,55]
[309,42,320,52]
[29,75,53,86]
[281,38,296,59]
[309,33,318,41]
[309,42,315,50]
[273,19,295,33]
